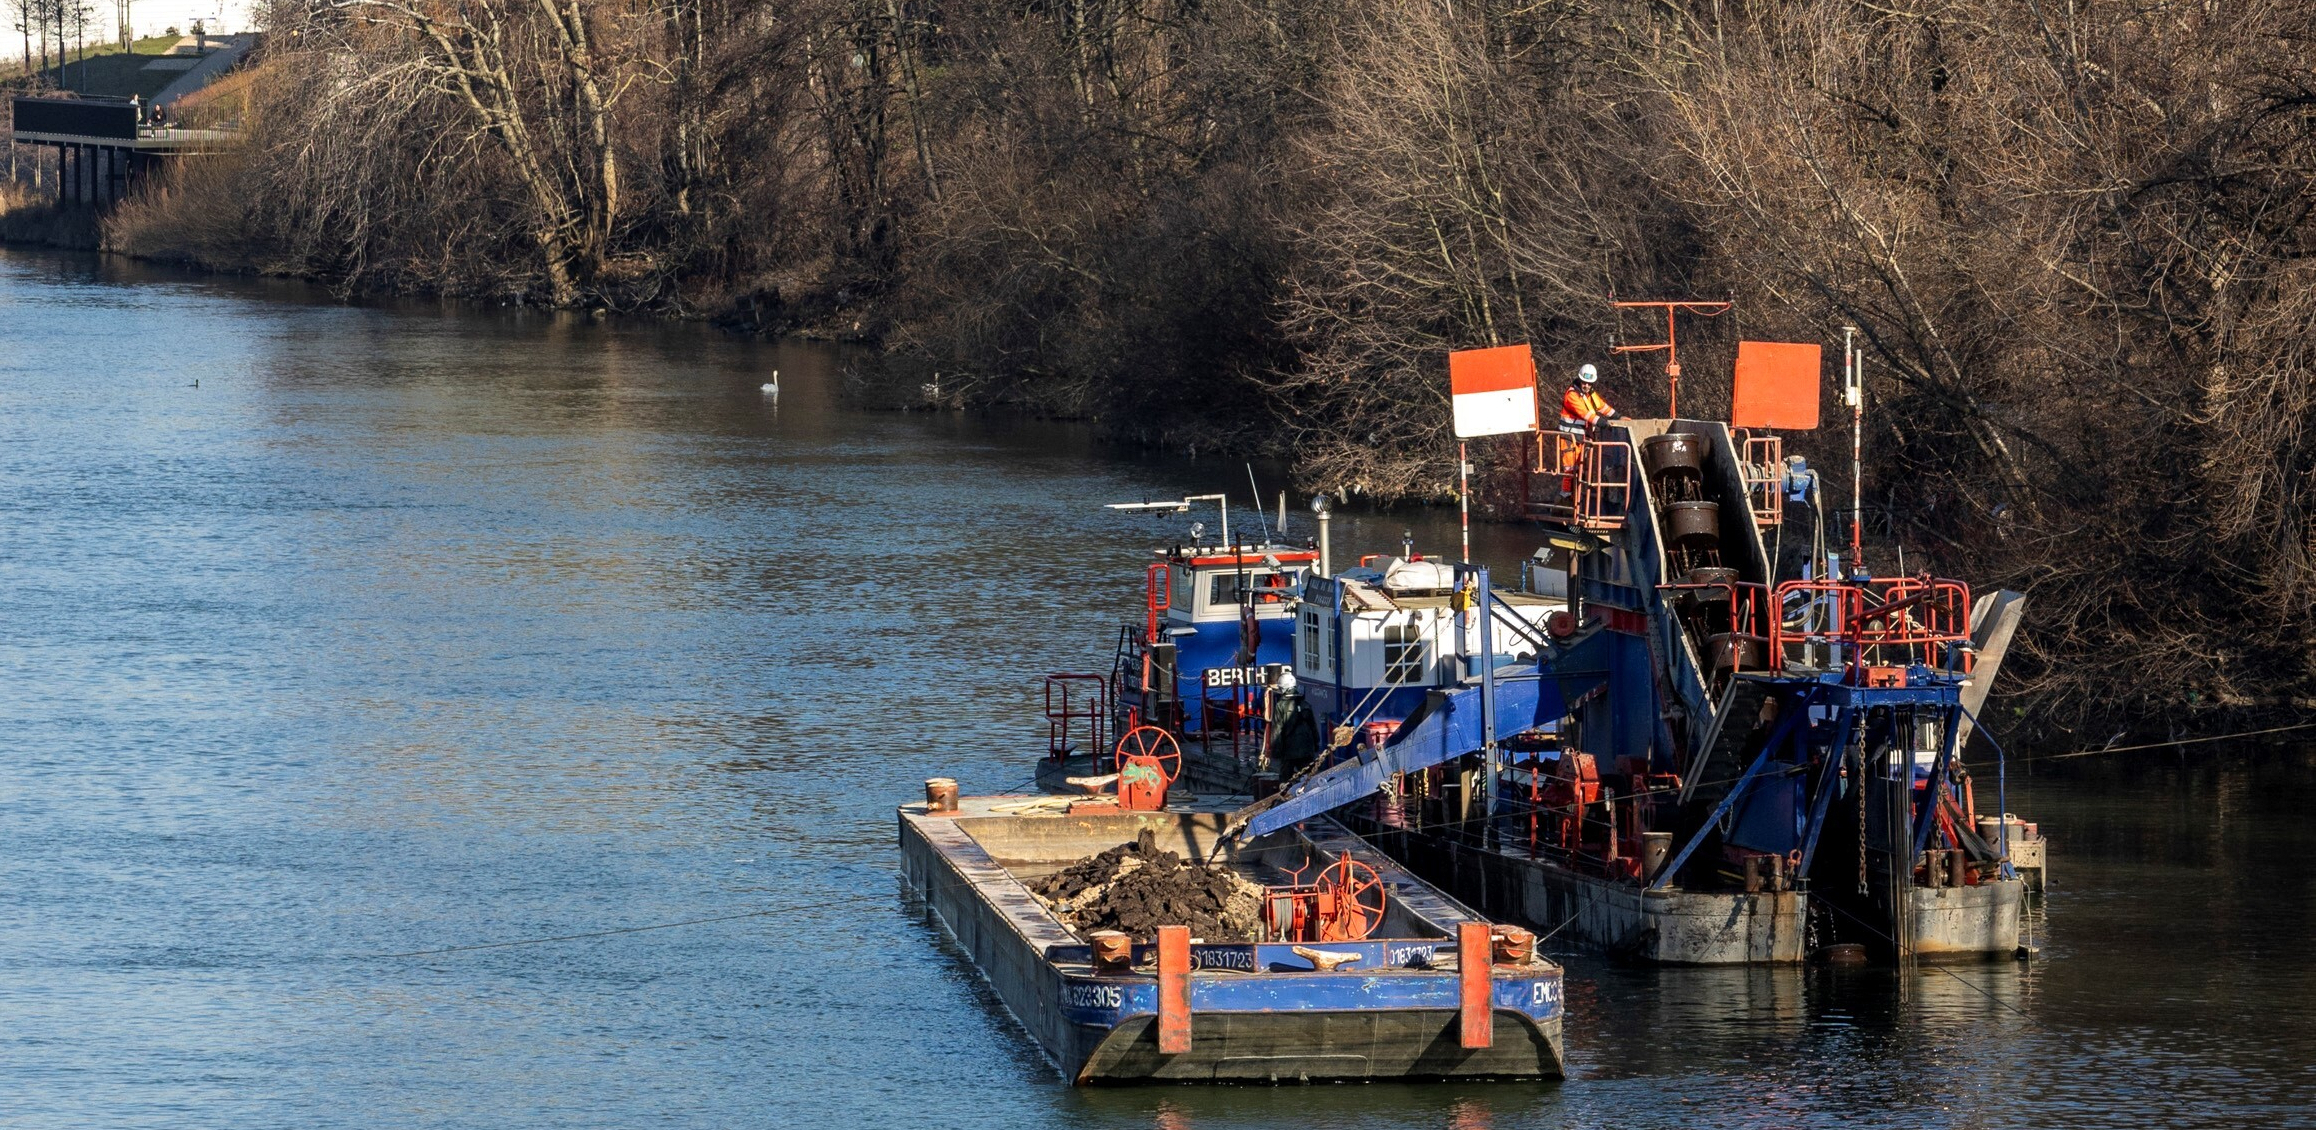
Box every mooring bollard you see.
[924,777,959,814]
[1089,930,1133,972]
[1491,925,1535,965]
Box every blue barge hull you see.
[898,800,1565,1083]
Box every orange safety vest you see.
[1561,385,1613,429]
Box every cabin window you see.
[1209,571,1292,608]
[1383,622,1427,683]
[1300,608,1321,671]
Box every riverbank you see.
[0,184,100,249]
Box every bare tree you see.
[303,0,626,303]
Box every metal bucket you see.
[1679,567,1739,620]
[1641,832,1673,881]
[1707,632,1766,673]
[1640,432,1705,480]
[1663,500,1721,546]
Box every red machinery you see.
[1262,851,1388,943]
[1538,752,1602,855]
[1770,575,1973,678]
[1112,725,1182,811]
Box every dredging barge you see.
[1034,326,2049,966]
[899,790,1564,1083]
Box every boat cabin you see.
[1293,556,1565,729]
[1159,546,1318,627]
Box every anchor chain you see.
[1853,713,1870,897]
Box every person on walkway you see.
[1560,363,1619,436]
[1555,362,1619,489]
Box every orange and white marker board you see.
[1448,344,1540,439]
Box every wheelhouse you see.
[1292,556,1565,729]
[1161,547,1319,626]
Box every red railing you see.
[1659,578,1775,675]
[1526,435,1631,530]
[1199,683,1266,765]
[1575,440,1631,530]
[1735,431,1784,528]
[1771,576,1973,676]
[1044,674,1108,762]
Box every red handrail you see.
[1575,440,1632,530]
[1145,562,1171,644]
[1044,674,1108,761]
[1771,576,1973,676]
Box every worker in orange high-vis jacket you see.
[1560,363,1619,435]
[1556,363,1619,487]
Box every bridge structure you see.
[10,97,237,208]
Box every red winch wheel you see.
[1315,852,1386,941]
[1112,726,1182,811]
[1112,726,1182,784]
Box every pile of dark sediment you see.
[1029,829,1265,942]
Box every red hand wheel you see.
[1112,725,1182,784]
[1315,851,1387,941]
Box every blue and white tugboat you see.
[1034,493,1320,790]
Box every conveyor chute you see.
[1231,628,1614,841]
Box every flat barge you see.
[899,794,1564,1083]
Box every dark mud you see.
[1029,830,1265,941]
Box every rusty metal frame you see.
[1574,440,1633,530]
[1735,430,1785,528]
[1610,299,1733,417]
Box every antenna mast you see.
[1843,327,1864,568]
[1610,299,1732,418]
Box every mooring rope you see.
[2037,719,2316,761]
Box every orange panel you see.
[1447,344,1537,395]
[1157,925,1192,1055]
[1731,340,1823,430]
[1459,921,1493,1049]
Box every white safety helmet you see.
[1577,363,1599,385]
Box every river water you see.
[2,248,2310,1128]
